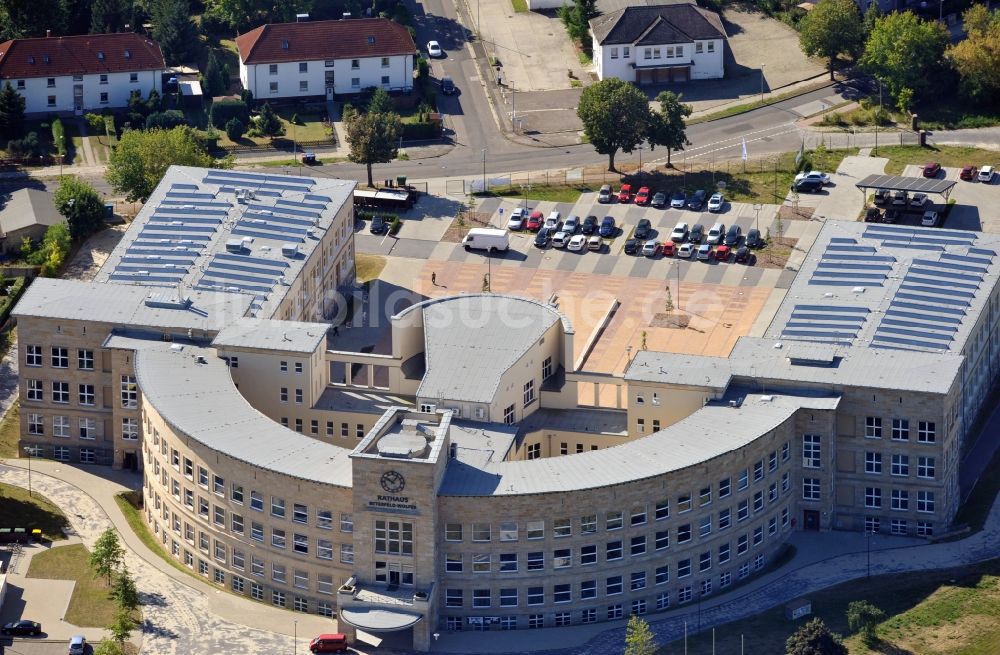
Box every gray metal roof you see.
[403,294,571,404]
[314,386,414,415]
[625,351,732,389]
[134,341,354,487]
[855,174,956,195]
[13,278,252,333]
[765,220,1000,354]
[518,407,628,436]
[0,188,62,233]
[212,317,328,353]
[439,393,839,496]
[590,1,726,45]
[93,165,355,319]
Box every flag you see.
[741,137,748,161]
[795,139,805,167]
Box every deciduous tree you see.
[846,600,885,645]
[860,11,949,104]
[345,109,402,188]
[0,0,69,39]
[106,126,220,202]
[89,528,124,584]
[646,90,692,167]
[799,0,864,81]
[107,607,137,649]
[53,176,105,240]
[785,618,848,655]
[110,566,140,613]
[946,5,1000,104]
[577,77,650,172]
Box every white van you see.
[462,228,510,252]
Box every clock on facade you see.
[380,470,406,493]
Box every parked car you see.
[546,210,561,225]
[543,216,562,232]
[598,184,613,203]
[910,192,928,208]
[623,238,641,255]
[634,218,653,240]
[661,241,675,257]
[641,241,661,257]
[426,41,443,58]
[618,184,633,203]
[689,224,704,244]
[581,215,598,234]
[979,165,995,182]
[2,620,41,636]
[745,228,762,248]
[707,222,725,245]
[651,191,667,208]
[688,189,707,211]
[873,188,889,205]
[921,210,940,227]
[677,242,694,258]
[310,633,349,653]
[922,162,941,178]
[670,222,689,243]
[369,215,389,235]
[696,243,713,260]
[792,178,823,193]
[69,635,87,655]
[588,235,603,251]
[551,230,569,248]
[864,207,882,223]
[794,170,831,185]
[506,207,526,230]
[707,193,725,212]
[564,215,580,233]
[441,76,456,95]
[735,245,750,263]
[526,211,544,231]
[891,190,907,206]
[715,245,731,261]
[960,165,976,181]
[635,186,651,206]
[724,224,742,246]
[670,190,687,208]
[599,216,617,237]
[533,227,552,248]
[884,207,902,223]
[567,234,587,252]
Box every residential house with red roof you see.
[235,18,417,100]
[0,32,165,114]
[589,1,727,84]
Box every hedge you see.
[209,99,251,130]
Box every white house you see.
[590,1,727,85]
[0,32,165,114]
[235,18,416,100]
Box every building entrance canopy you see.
[340,607,424,632]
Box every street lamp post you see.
[874,78,883,156]
[23,446,32,497]
[760,64,766,104]
[638,143,644,175]
[482,148,487,193]
[753,203,762,235]
[293,619,298,654]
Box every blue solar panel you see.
[871,334,949,350]
[205,176,311,193]
[206,169,315,186]
[213,253,288,269]
[898,283,974,300]
[276,197,326,211]
[780,329,858,340]
[913,258,988,273]
[882,317,958,333]
[875,325,953,341]
[787,313,867,322]
[794,305,870,313]
[248,203,321,219]
[894,291,968,306]
[885,308,962,324]
[242,211,316,227]
[891,300,966,316]
[305,194,332,202]
[165,191,216,200]
[154,206,228,216]
[879,242,944,252]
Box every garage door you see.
[671,67,689,83]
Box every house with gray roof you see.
[0,188,62,254]
[589,0,727,84]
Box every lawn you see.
[875,145,1000,175]
[356,253,387,283]
[211,109,333,149]
[661,559,1000,655]
[511,0,528,11]
[0,480,69,541]
[114,492,190,579]
[480,184,592,203]
[27,544,121,627]
[0,400,19,458]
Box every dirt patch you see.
[650,313,691,329]
[756,236,798,269]
[441,211,493,243]
[779,205,815,221]
[63,223,128,281]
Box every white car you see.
[794,170,831,185]
[909,193,928,208]
[544,216,561,231]
[707,193,725,212]
[641,241,661,257]
[426,41,443,58]
[697,243,713,260]
[588,235,603,251]
[567,234,587,251]
[707,222,725,245]
[921,210,940,227]
[670,222,689,243]
[551,231,569,248]
[978,165,994,182]
[677,243,694,258]
[506,207,527,230]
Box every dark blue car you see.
[599,216,616,237]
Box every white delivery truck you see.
[462,228,510,252]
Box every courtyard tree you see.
[646,90,692,167]
[624,615,658,655]
[860,11,949,105]
[200,49,227,97]
[150,0,199,65]
[0,80,26,140]
[560,0,598,52]
[345,109,403,188]
[90,528,125,584]
[577,77,651,172]
[106,126,220,202]
[107,607,137,650]
[255,102,285,138]
[93,640,125,655]
[785,618,848,655]
[846,600,885,646]
[53,175,105,240]
[798,0,864,81]
[110,566,141,613]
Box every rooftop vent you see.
[852,286,866,293]
[97,51,104,60]
[169,343,184,352]
[225,238,245,253]
[195,355,208,365]
[760,395,774,402]
[145,292,193,310]
[281,243,299,258]
[367,35,375,44]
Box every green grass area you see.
[275,108,332,142]
[875,145,1000,175]
[479,184,592,203]
[915,98,1000,131]
[356,253,387,283]
[0,480,68,541]
[114,491,192,579]
[27,544,121,626]
[0,401,21,458]
[578,51,592,66]
[511,0,528,11]
[661,559,1000,655]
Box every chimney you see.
[46,29,51,38]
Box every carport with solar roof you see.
[856,174,957,201]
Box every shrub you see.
[85,113,106,133]
[144,110,186,130]
[209,98,250,129]
[389,216,402,235]
[224,117,245,141]
[51,118,66,156]
[6,132,44,159]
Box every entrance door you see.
[123,452,138,471]
[803,510,820,531]
[73,84,83,113]
[326,86,334,100]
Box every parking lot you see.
[900,163,997,232]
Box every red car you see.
[960,165,975,181]
[634,186,651,206]
[922,162,941,178]
[526,211,544,232]
[715,245,731,261]
[618,184,632,203]
[661,241,675,257]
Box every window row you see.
[25,375,137,409]
[865,417,936,442]
[863,452,936,478]
[27,413,137,440]
[863,488,936,513]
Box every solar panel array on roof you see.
[863,225,976,249]
[780,305,870,343]
[203,170,314,194]
[809,238,895,287]
[855,174,957,195]
[198,252,290,294]
[872,247,994,351]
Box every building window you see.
[271,497,285,518]
[865,487,882,508]
[129,73,138,83]
[78,384,95,406]
[26,345,42,367]
[865,451,882,474]
[473,589,491,608]
[79,418,96,439]
[644,47,651,59]
[47,78,56,88]
[526,442,540,459]
[917,521,933,536]
[380,75,389,85]
[527,551,543,570]
[581,514,597,532]
[299,62,308,73]
[445,589,462,608]
[738,469,749,489]
[606,540,622,560]
[299,81,308,92]
[865,516,880,533]
[380,56,390,67]
[677,559,691,578]
[623,46,630,58]
[918,421,936,443]
[503,404,515,424]
[802,478,820,500]
[918,456,936,479]
[917,491,935,513]
[707,41,715,52]
[696,41,704,54]
[630,536,646,556]
[54,415,69,437]
[580,544,597,565]
[891,489,909,511]
[802,434,821,468]
[542,356,553,379]
[51,346,69,368]
[606,576,623,595]
[718,508,731,530]
[699,515,712,537]
[122,417,139,440]
[26,379,43,401]
[351,59,360,69]
[351,77,360,88]
[892,418,910,441]
[523,379,535,406]
[47,95,56,107]
[16,79,25,89]
[610,47,619,59]
[866,416,883,438]
[890,519,907,535]
[891,454,909,477]
[374,520,413,555]
[100,92,109,104]
[754,460,764,481]
[28,413,43,435]
[269,82,278,94]
[121,376,137,408]
[78,349,94,370]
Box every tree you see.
[368,87,392,114]
[7,131,44,159]
[201,49,227,97]
[345,109,402,187]
[225,117,245,141]
[255,103,285,138]
[90,0,127,33]
[27,222,71,277]
[0,0,69,39]
[624,615,657,655]
[785,618,848,655]
[577,77,650,172]
[93,640,125,655]
[110,566,140,613]
[946,6,1000,104]
[89,528,125,584]
[209,98,250,129]
[559,0,598,51]
[860,11,949,104]
[646,90,692,167]
[54,176,105,240]
[846,600,885,645]
[0,81,26,140]
[144,110,186,130]
[151,0,198,64]
[799,0,864,81]
[862,1,881,38]
[106,126,219,202]
[107,607,137,649]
